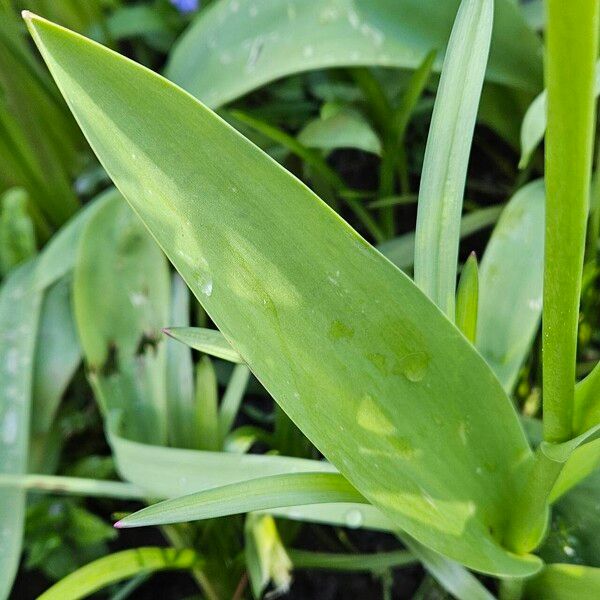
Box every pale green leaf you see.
[195,355,220,451]
[164,327,243,363]
[476,180,545,392]
[166,0,543,109]
[115,472,365,528]
[37,547,200,600]
[25,14,539,575]
[219,363,251,436]
[524,564,600,600]
[519,61,600,169]
[413,0,493,318]
[298,106,381,155]
[455,252,478,343]
[0,260,42,600]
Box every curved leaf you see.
[476,180,545,392]
[37,547,200,600]
[524,564,600,600]
[115,472,366,528]
[164,326,243,363]
[25,14,539,576]
[166,0,542,109]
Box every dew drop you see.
[397,351,429,382]
[198,273,213,297]
[344,509,364,528]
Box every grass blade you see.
[455,252,478,343]
[413,0,493,318]
[37,547,201,600]
[114,472,365,528]
[219,364,251,437]
[163,327,243,363]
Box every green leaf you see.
[289,549,416,572]
[219,363,251,437]
[298,106,381,155]
[195,356,220,451]
[114,472,365,528]
[34,189,111,291]
[25,14,540,575]
[73,190,170,444]
[37,547,201,600]
[164,327,243,363]
[413,0,493,319]
[455,252,478,343]
[0,260,42,600]
[524,564,600,600]
[107,423,391,530]
[165,273,195,449]
[550,439,600,501]
[166,0,542,109]
[0,187,36,276]
[378,205,502,272]
[476,180,545,392]
[32,276,81,435]
[574,359,600,435]
[543,0,599,443]
[519,61,600,169]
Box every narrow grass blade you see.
[219,363,251,437]
[289,549,416,572]
[114,473,365,528]
[543,0,600,443]
[0,187,36,276]
[379,205,502,272]
[166,273,195,449]
[25,14,539,575]
[163,327,243,363]
[37,547,201,600]
[476,181,545,392]
[195,356,220,451]
[166,0,542,109]
[455,252,478,343]
[0,474,146,500]
[0,260,42,599]
[413,0,493,318]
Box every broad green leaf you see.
[476,180,545,392]
[26,15,539,575]
[164,327,243,363]
[413,0,493,319]
[32,276,81,435]
[34,189,112,290]
[166,0,542,110]
[0,187,36,276]
[73,191,170,444]
[543,0,599,442]
[519,61,600,169]
[455,252,478,343]
[37,547,201,600]
[0,260,42,600]
[107,423,392,531]
[298,106,381,155]
[115,472,366,528]
[523,564,600,600]
[166,273,195,449]
[378,205,502,272]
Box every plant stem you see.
[543,0,599,443]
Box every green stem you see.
[543,0,599,443]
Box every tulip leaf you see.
[25,14,540,576]
[166,0,542,109]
